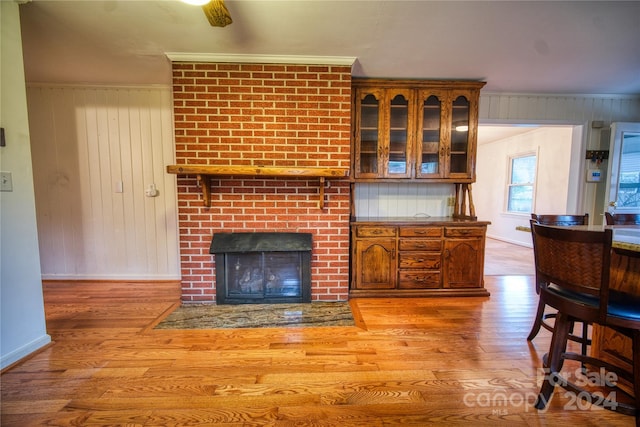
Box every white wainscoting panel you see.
[27,85,179,280]
[354,182,454,218]
[480,93,640,123]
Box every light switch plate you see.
[1,172,13,192]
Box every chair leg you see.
[535,311,572,410]
[527,298,547,341]
[580,321,590,356]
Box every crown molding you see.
[165,52,356,66]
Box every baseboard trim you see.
[41,276,181,283]
[42,277,182,285]
[486,234,533,248]
[1,334,52,371]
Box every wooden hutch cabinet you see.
[350,79,490,297]
[351,219,490,297]
[352,80,485,182]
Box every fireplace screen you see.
[210,232,312,304]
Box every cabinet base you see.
[349,288,490,298]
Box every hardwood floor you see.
[484,238,535,276]
[1,278,634,426]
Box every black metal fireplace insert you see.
[210,232,312,304]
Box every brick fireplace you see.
[171,61,352,303]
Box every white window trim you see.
[505,150,538,215]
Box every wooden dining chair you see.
[531,223,640,424]
[531,213,589,227]
[605,212,640,225]
[527,213,590,356]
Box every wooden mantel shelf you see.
[166,164,350,208]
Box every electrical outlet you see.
[0,172,13,192]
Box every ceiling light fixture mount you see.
[181,0,209,5]
[180,0,233,27]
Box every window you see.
[507,154,537,213]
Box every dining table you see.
[590,225,640,395]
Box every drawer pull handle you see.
[414,230,427,234]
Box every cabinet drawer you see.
[399,253,440,269]
[444,227,485,237]
[355,226,396,237]
[399,239,442,251]
[399,227,443,237]
[398,271,441,289]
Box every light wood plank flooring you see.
[1,278,634,426]
[484,238,535,276]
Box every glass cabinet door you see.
[386,90,412,178]
[355,91,382,178]
[449,94,471,176]
[416,91,446,178]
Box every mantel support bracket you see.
[197,174,211,207]
[318,177,325,210]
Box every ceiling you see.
[18,0,640,95]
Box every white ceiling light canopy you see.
[180,0,209,5]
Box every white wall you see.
[474,127,575,246]
[0,1,51,369]
[479,92,640,224]
[27,85,179,280]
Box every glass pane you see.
[616,133,640,208]
[388,94,408,174]
[360,94,379,174]
[508,186,533,213]
[421,95,441,174]
[451,96,470,156]
[264,253,302,297]
[225,253,302,298]
[450,154,467,173]
[421,157,438,174]
[422,96,440,143]
[511,156,536,184]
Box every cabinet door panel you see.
[416,91,448,178]
[443,238,482,288]
[448,93,472,177]
[354,239,396,289]
[385,89,414,178]
[354,90,383,178]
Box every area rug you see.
[154,301,355,329]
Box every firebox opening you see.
[210,232,312,304]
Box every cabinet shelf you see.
[166,164,349,209]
